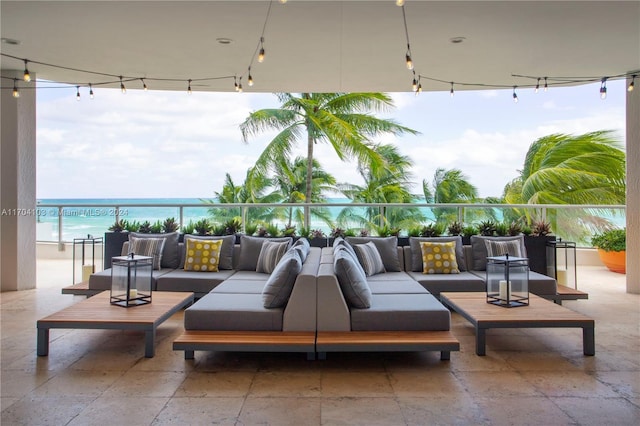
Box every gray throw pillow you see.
[292,237,310,262]
[471,235,527,271]
[334,238,357,260]
[183,234,235,270]
[353,241,386,276]
[129,236,166,270]
[238,235,292,271]
[409,236,466,272]
[345,236,401,272]
[256,240,290,274]
[484,239,523,258]
[262,249,302,308]
[334,247,372,309]
[130,231,180,269]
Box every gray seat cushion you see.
[407,271,486,296]
[88,267,172,291]
[184,293,283,331]
[225,271,270,281]
[368,280,430,294]
[212,280,266,294]
[350,293,450,331]
[155,269,236,294]
[469,270,557,296]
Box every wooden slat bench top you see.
[316,330,459,346]
[174,330,316,346]
[61,281,102,297]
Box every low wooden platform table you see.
[37,291,194,358]
[440,292,595,356]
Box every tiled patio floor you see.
[1,261,638,425]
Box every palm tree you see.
[338,144,424,231]
[240,93,419,219]
[423,168,478,224]
[503,130,626,243]
[271,156,337,229]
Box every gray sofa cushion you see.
[262,248,303,308]
[184,293,283,331]
[334,246,372,308]
[346,236,401,272]
[471,235,527,271]
[484,239,524,258]
[406,271,486,296]
[256,240,290,274]
[350,293,450,331]
[183,234,235,270]
[212,280,266,294]
[128,236,165,270]
[89,267,173,291]
[409,236,467,272]
[237,235,292,271]
[333,237,358,259]
[292,237,310,262]
[353,241,386,276]
[130,231,180,269]
[155,269,235,294]
[368,280,430,294]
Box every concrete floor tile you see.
[397,395,488,426]
[250,370,322,397]
[239,396,321,426]
[475,396,575,426]
[502,351,583,372]
[0,396,94,426]
[321,371,394,397]
[0,368,54,398]
[321,397,404,426]
[0,397,20,412]
[30,370,123,398]
[102,370,187,397]
[175,371,255,397]
[456,371,542,397]
[389,370,467,397]
[152,396,243,425]
[521,370,619,398]
[595,371,640,399]
[552,396,640,425]
[67,396,169,426]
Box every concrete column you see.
[1,70,37,292]
[627,73,640,294]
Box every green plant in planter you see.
[495,222,508,236]
[310,229,326,239]
[531,220,552,236]
[419,223,443,237]
[124,220,140,232]
[591,228,626,252]
[211,223,226,236]
[447,221,463,236]
[478,220,497,236]
[194,218,211,236]
[108,219,126,232]
[265,223,281,237]
[137,221,152,233]
[299,226,311,239]
[282,224,297,237]
[507,220,523,236]
[182,220,196,235]
[163,217,179,233]
[344,228,357,237]
[330,227,346,239]
[224,218,242,235]
[244,223,258,236]
[150,220,163,234]
[462,225,478,237]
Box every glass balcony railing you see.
[35,201,626,249]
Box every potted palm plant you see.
[591,228,626,273]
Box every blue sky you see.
[36,80,626,200]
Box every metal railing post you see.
[57,206,64,251]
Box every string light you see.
[535,77,540,93]
[600,78,607,99]
[405,47,413,70]
[628,75,636,92]
[544,76,548,92]
[76,86,80,101]
[248,67,254,86]
[258,37,265,63]
[238,77,243,93]
[89,83,94,99]
[450,82,455,97]
[234,76,239,91]
[279,0,287,3]
[23,59,31,82]
[411,70,417,91]
[119,76,126,94]
[512,86,518,103]
[141,78,148,91]
[12,79,19,98]
[187,79,192,95]
[396,0,405,6]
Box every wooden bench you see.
[315,330,460,360]
[61,281,102,297]
[173,330,317,360]
[542,285,589,305]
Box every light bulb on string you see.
[238,77,243,93]
[628,75,636,92]
[411,70,417,91]
[512,86,519,103]
[23,60,31,82]
[535,78,540,93]
[141,78,148,91]
[258,37,265,63]
[396,0,405,6]
[76,86,81,101]
[450,82,455,97]
[12,79,19,98]
[405,46,413,70]
[234,76,239,92]
[248,67,254,87]
[279,0,287,3]
[599,78,607,99]
[543,77,548,92]
[187,79,192,95]
[89,84,94,99]
[120,76,126,94]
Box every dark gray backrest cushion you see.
[353,241,386,276]
[183,234,235,270]
[334,238,357,259]
[238,235,293,271]
[262,248,303,308]
[334,246,372,309]
[292,237,310,262]
[471,235,527,271]
[409,236,466,272]
[345,236,401,272]
[256,240,290,274]
[130,231,179,269]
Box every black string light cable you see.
[236,0,275,91]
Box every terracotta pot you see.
[597,249,626,274]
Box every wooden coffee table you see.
[37,291,194,358]
[440,292,595,356]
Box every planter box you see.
[525,235,556,275]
